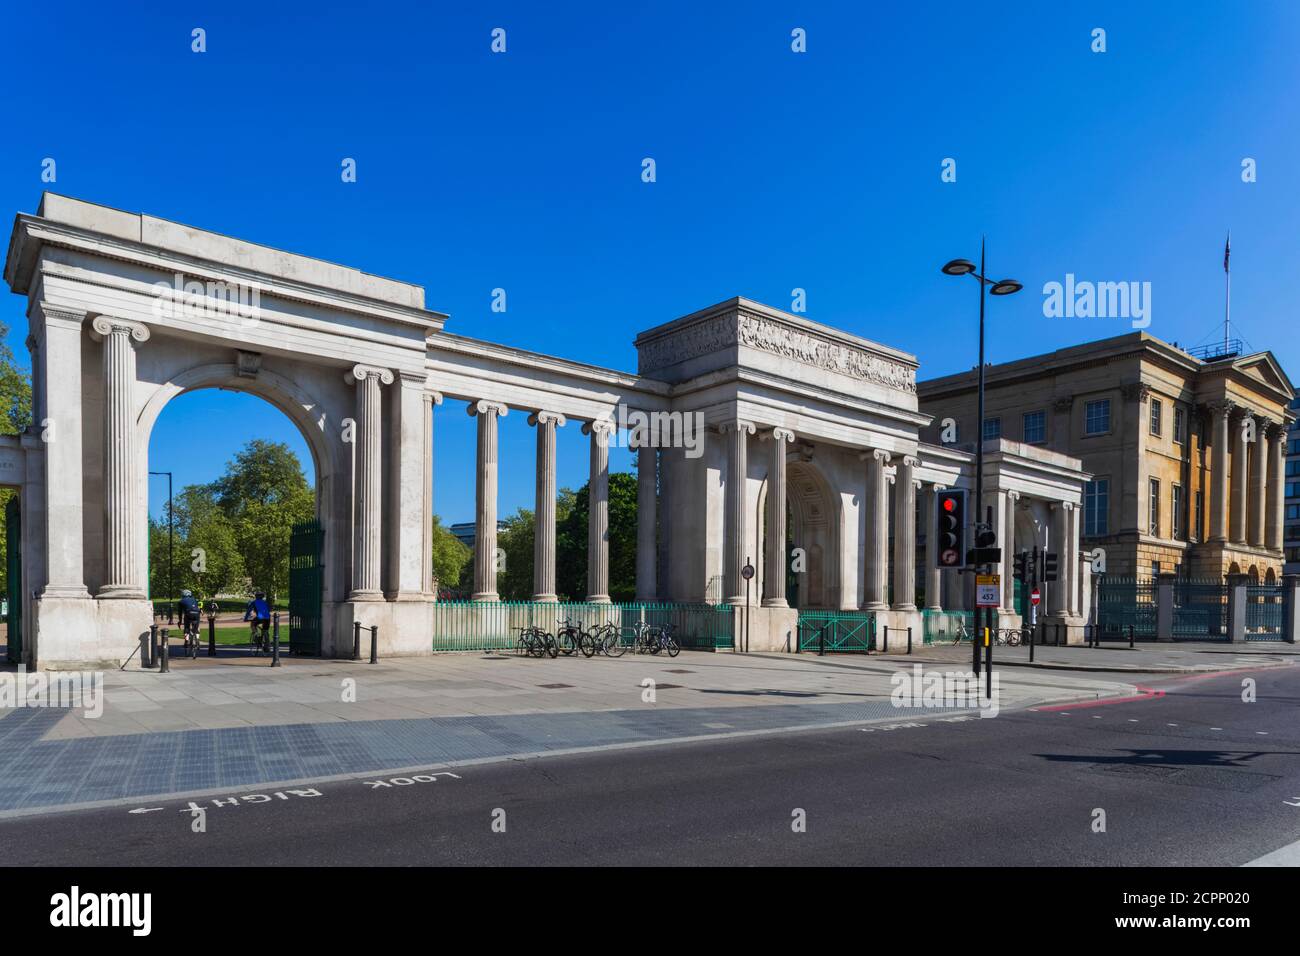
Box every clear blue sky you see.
[3,1,1297,521]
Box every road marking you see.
[1211,727,1223,731]
[1245,834,1300,866]
[1127,719,1138,723]
[128,807,164,814]
[1167,723,1178,727]
[1256,731,1269,736]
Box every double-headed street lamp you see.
[941,239,1022,679]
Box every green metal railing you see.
[1096,576,1157,640]
[921,609,998,645]
[795,609,876,653]
[1172,578,1228,641]
[1245,585,1284,641]
[430,601,734,652]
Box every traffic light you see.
[935,489,967,569]
[1043,551,1059,582]
[1013,550,1029,582]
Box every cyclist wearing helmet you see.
[177,589,201,626]
[243,590,272,651]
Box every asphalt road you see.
[4,664,1299,866]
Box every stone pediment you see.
[634,297,918,403]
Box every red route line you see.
[1030,665,1281,712]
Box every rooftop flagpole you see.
[1223,231,1231,351]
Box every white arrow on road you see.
[128,807,165,814]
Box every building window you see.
[1287,461,1300,478]
[983,417,1002,441]
[1085,399,1110,436]
[1288,504,1300,520]
[1173,406,1186,445]
[1194,489,1204,541]
[1023,410,1046,444]
[1151,561,1160,578]
[1085,478,1109,536]
[1150,398,1163,437]
[1172,484,1184,539]
[1148,478,1160,537]
[1288,482,1300,499]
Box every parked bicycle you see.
[590,621,625,657]
[515,625,558,659]
[555,619,592,658]
[646,622,680,657]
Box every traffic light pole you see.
[972,239,987,679]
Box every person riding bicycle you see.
[177,589,201,629]
[243,591,272,650]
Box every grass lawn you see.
[162,625,293,647]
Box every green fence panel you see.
[1245,585,1284,641]
[430,601,734,652]
[795,609,876,652]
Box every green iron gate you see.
[796,609,876,653]
[288,518,323,655]
[5,496,20,663]
[1096,575,1157,641]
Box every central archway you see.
[136,363,349,651]
[756,455,841,610]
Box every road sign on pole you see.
[1030,587,1041,607]
[976,574,1000,608]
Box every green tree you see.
[0,322,32,597]
[431,515,471,594]
[556,473,637,602]
[210,440,314,601]
[497,507,535,600]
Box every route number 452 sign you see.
[975,574,1001,608]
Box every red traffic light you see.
[942,498,956,512]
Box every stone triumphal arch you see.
[4,194,1092,669]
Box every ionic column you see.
[1209,400,1232,541]
[583,419,614,603]
[421,389,442,597]
[862,449,891,610]
[1068,503,1082,616]
[1002,491,1019,611]
[38,307,90,599]
[1230,409,1248,544]
[469,400,508,601]
[528,411,565,602]
[92,316,150,599]
[722,421,755,604]
[761,427,795,607]
[923,483,946,611]
[1266,422,1286,552]
[635,439,658,602]
[1049,502,1070,617]
[346,364,392,600]
[891,455,919,611]
[1249,418,1268,548]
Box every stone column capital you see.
[1208,398,1236,418]
[468,399,508,418]
[424,390,444,406]
[929,483,947,494]
[718,420,756,436]
[528,410,567,428]
[90,315,150,344]
[581,418,615,445]
[1121,382,1152,404]
[347,364,394,386]
[762,426,796,443]
[1007,490,1021,503]
[860,447,892,464]
[897,454,919,469]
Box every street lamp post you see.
[942,240,1022,678]
[150,470,174,616]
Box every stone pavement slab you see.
[0,649,1141,816]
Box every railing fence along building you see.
[430,601,735,652]
[1096,574,1292,643]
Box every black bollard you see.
[369,625,378,664]
[1128,624,1135,649]
[353,621,361,661]
[148,623,159,669]
[159,629,170,673]
[907,626,912,655]
[208,614,217,657]
[139,633,151,670]
[271,612,281,667]
[882,626,889,654]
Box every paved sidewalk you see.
[0,650,1138,816]
[898,640,1299,673]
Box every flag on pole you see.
[1224,232,1231,273]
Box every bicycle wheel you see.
[544,633,559,659]
[666,638,680,658]
[1008,629,1021,647]
[604,629,626,658]
[558,629,577,656]
[578,631,596,658]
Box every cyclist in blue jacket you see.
[243,591,272,651]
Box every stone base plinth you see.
[28,596,153,670]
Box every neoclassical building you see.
[3,194,1090,668]
[919,333,1295,582]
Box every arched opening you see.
[758,456,840,610]
[141,369,335,659]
